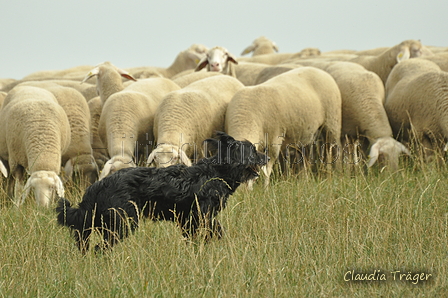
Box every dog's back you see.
[56,132,268,252]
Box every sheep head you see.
[147,144,192,168]
[396,40,423,63]
[241,36,279,56]
[195,46,238,76]
[22,171,65,207]
[98,155,136,180]
[367,137,410,171]
[82,62,137,104]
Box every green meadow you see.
[0,159,447,297]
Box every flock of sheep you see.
[0,36,447,206]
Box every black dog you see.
[56,132,268,252]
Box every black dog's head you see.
[202,132,268,182]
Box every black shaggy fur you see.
[56,132,267,252]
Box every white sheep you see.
[241,36,279,56]
[225,67,342,186]
[348,39,424,84]
[81,61,137,105]
[384,59,448,162]
[87,97,109,170]
[125,44,209,79]
[321,62,410,170]
[94,74,181,179]
[0,86,70,206]
[195,46,239,77]
[147,75,245,167]
[13,81,99,184]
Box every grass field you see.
[0,160,447,297]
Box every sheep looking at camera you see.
[0,86,70,206]
[195,46,239,77]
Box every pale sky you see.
[2,0,446,79]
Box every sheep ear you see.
[179,149,192,166]
[55,175,65,198]
[117,68,137,81]
[273,42,279,52]
[0,160,7,178]
[146,150,156,165]
[367,142,380,167]
[226,52,239,65]
[82,67,100,84]
[396,48,410,63]
[398,142,411,155]
[63,159,74,181]
[241,44,256,56]
[195,57,209,71]
[21,178,32,206]
[99,161,113,180]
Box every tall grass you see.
[0,161,447,297]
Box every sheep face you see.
[195,47,238,74]
[99,156,136,180]
[22,171,64,207]
[147,144,192,168]
[368,137,410,171]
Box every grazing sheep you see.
[81,61,137,105]
[0,86,70,206]
[195,46,239,77]
[348,39,424,84]
[225,67,342,186]
[126,44,209,79]
[87,97,109,170]
[148,75,245,167]
[13,81,99,184]
[384,59,448,161]
[97,77,181,179]
[241,36,279,56]
[321,62,410,170]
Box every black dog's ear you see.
[215,131,235,144]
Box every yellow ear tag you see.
[398,53,403,58]
[195,59,200,64]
